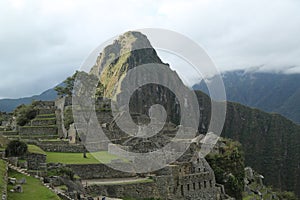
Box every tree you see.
[206,139,245,200]
[55,71,79,97]
[14,104,37,126]
[5,140,28,157]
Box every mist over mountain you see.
[193,70,300,124]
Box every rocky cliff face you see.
[222,102,300,197]
[90,31,203,129]
[89,31,300,197]
[197,89,300,197]
[90,31,164,98]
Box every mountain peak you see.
[90,31,165,98]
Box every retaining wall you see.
[67,164,136,179]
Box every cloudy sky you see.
[1,0,300,99]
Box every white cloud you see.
[0,0,300,98]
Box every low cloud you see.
[1,0,300,98]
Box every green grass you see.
[0,135,10,147]
[7,169,61,200]
[97,178,154,186]
[21,125,57,128]
[56,185,68,191]
[39,139,69,142]
[0,159,6,194]
[46,151,123,164]
[27,145,46,155]
[36,114,56,118]
[123,198,160,200]
[32,117,56,121]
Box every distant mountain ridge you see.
[193,70,300,124]
[0,87,59,112]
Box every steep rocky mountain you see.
[222,100,300,197]
[193,70,300,124]
[90,31,300,197]
[195,88,300,197]
[90,31,195,126]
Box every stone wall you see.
[85,175,221,200]
[34,101,55,108]
[85,181,160,199]
[37,108,56,115]
[67,164,136,179]
[25,153,46,170]
[19,126,57,136]
[0,131,18,136]
[31,118,56,126]
[55,97,68,138]
[38,143,86,153]
[36,141,110,153]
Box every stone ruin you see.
[0,97,234,199]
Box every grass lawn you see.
[0,159,6,193]
[46,151,123,164]
[7,169,61,200]
[27,145,46,155]
[0,135,9,147]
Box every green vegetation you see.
[32,117,56,121]
[27,145,46,155]
[100,52,131,98]
[221,102,300,197]
[14,104,37,126]
[5,140,28,157]
[56,185,68,191]
[206,138,245,200]
[0,112,12,126]
[54,71,78,97]
[7,169,61,200]
[46,151,122,164]
[123,198,160,200]
[96,178,154,186]
[0,135,9,149]
[21,125,57,128]
[63,106,73,130]
[242,180,298,200]
[39,138,69,142]
[276,191,298,200]
[195,89,300,197]
[0,159,6,194]
[35,114,56,118]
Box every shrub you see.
[14,104,37,126]
[206,139,245,200]
[5,140,28,157]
